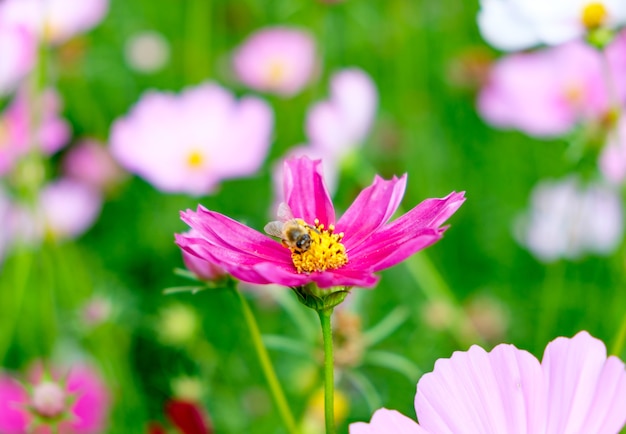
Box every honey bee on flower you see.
[264,202,319,254]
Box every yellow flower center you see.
[290,219,348,274]
[0,119,9,148]
[266,60,287,87]
[581,2,608,29]
[186,150,205,169]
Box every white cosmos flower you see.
[478,0,626,51]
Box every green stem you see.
[611,311,626,356]
[233,287,298,434]
[318,308,336,434]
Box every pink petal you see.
[542,331,626,434]
[63,364,110,434]
[415,344,544,434]
[346,191,465,269]
[0,374,28,433]
[282,157,335,226]
[348,228,445,272]
[336,174,407,246]
[350,408,428,434]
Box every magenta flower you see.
[0,0,109,44]
[177,157,465,289]
[0,363,110,434]
[178,229,227,281]
[351,331,626,433]
[232,26,317,97]
[477,34,626,137]
[110,82,273,195]
[0,24,35,97]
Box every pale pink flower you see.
[599,117,626,184]
[233,27,317,97]
[514,176,623,262]
[478,35,626,137]
[0,24,35,97]
[0,363,110,434]
[0,88,71,176]
[110,82,273,195]
[307,68,378,160]
[177,157,465,289]
[0,0,109,44]
[351,331,626,433]
[62,139,126,191]
[39,178,102,240]
[478,0,626,51]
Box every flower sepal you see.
[291,283,351,312]
[586,26,616,50]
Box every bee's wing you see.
[276,202,294,221]
[264,221,284,238]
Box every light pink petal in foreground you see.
[543,331,626,434]
[350,408,428,434]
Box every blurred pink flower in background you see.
[0,362,110,434]
[233,27,317,97]
[177,157,465,289]
[599,117,626,184]
[62,139,126,192]
[477,35,626,137]
[478,0,626,51]
[0,89,71,176]
[39,178,102,240]
[514,176,623,262]
[351,331,626,433]
[110,82,273,195]
[0,0,109,44]
[178,229,227,281]
[306,68,378,161]
[0,24,35,97]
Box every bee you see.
[264,203,318,253]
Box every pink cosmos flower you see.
[0,0,109,44]
[62,139,126,191]
[599,117,626,184]
[351,331,626,433]
[176,157,465,289]
[232,27,317,97]
[110,82,273,195]
[306,68,378,161]
[478,35,626,137]
[0,363,110,434]
[0,88,71,176]
[0,24,35,97]
[39,178,103,240]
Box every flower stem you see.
[611,310,626,356]
[233,286,298,434]
[317,308,336,434]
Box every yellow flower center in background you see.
[186,150,205,169]
[582,2,608,29]
[0,119,9,148]
[291,220,348,273]
[265,60,287,87]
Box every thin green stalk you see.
[318,308,336,434]
[611,311,626,356]
[233,287,298,434]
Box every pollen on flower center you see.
[581,2,608,29]
[186,150,205,169]
[290,219,348,274]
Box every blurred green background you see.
[1,0,625,432]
